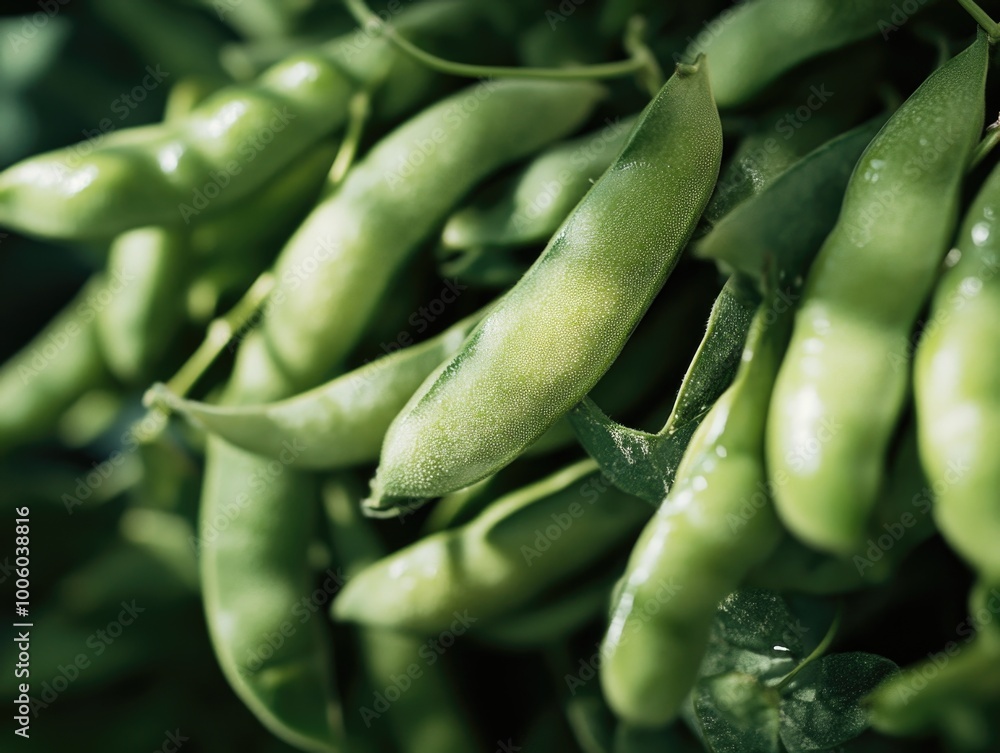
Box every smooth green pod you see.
[333,460,650,634]
[199,334,343,753]
[915,159,1000,582]
[147,312,482,469]
[748,423,935,594]
[369,59,723,505]
[601,295,789,726]
[767,35,988,555]
[690,0,932,108]
[441,115,636,250]
[0,0,479,240]
[0,279,109,454]
[261,78,603,389]
[96,227,187,383]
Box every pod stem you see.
[970,116,1000,170]
[343,0,660,90]
[774,607,842,692]
[164,272,276,399]
[328,90,371,188]
[955,0,1000,41]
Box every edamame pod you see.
[914,158,1000,582]
[690,0,931,107]
[0,279,109,454]
[441,115,636,250]
[147,312,483,469]
[261,78,603,389]
[0,1,480,240]
[767,34,988,554]
[199,337,343,752]
[369,59,723,505]
[601,292,789,726]
[333,460,650,634]
[96,228,187,383]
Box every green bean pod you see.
[96,227,187,383]
[148,312,483,469]
[690,0,930,108]
[915,159,1000,582]
[199,334,343,753]
[261,78,603,389]
[0,0,479,240]
[601,294,789,726]
[0,279,109,454]
[333,460,650,634]
[767,35,988,555]
[440,115,636,250]
[369,59,723,505]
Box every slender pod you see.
[0,0,484,240]
[600,292,790,726]
[689,0,932,108]
[96,228,188,383]
[441,115,637,250]
[915,158,1000,581]
[148,312,483,469]
[333,460,650,634]
[369,59,723,506]
[767,35,989,554]
[199,334,343,752]
[0,280,109,454]
[261,78,603,389]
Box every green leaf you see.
[693,672,782,753]
[694,119,883,290]
[568,276,759,503]
[701,588,804,681]
[779,653,899,752]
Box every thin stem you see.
[344,0,657,86]
[970,119,1000,170]
[328,90,371,187]
[775,607,843,691]
[164,272,276,399]
[956,0,1000,40]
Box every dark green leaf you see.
[693,672,782,753]
[568,276,758,503]
[695,120,883,290]
[779,653,899,752]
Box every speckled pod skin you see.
[368,59,722,504]
[915,158,1000,582]
[261,78,603,390]
[767,34,988,555]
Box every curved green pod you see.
[915,157,1000,582]
[148,312,482,469]
[199,334,343,753]
[333,460,650,634]
[441,115,636,250]
[0,279,109,454]
[261,78,603,389]
[0,0,479,240]
[690,0,932,108]
[368,59,723,506]
[96,227,187,383]
[767,35,988,555]
[600,294,788,727]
